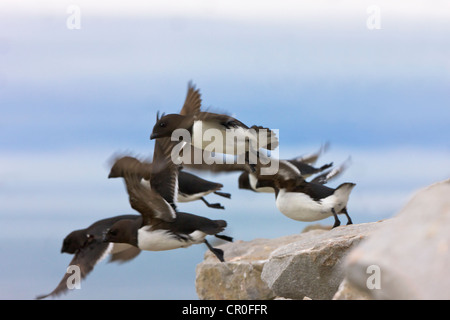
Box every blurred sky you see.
[1,0,449,300]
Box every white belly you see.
[276,190,334,222]
[192,120,256,155]
[140,178,151,189]
[137,227,207,251]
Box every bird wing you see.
[195,111,249,129]
[291,142,330,164]
[179,81,202,116]
[124,170,177,225]
[108,154,153,180]
[275,159,303,180]
[293,181,336,201]
[150,137,180,210]
[288,160,333,177]
[36,240,112,300]
[108,245,141,263]
[309,157,351,184]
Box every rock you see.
[344,179,450,299]
[260,221,387,300]
[332,278,372,300]
[300,224,332,233]
[195,234,308,300]
[195,221,386,300]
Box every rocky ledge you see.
[195,179,450,300]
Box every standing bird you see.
[104,138,233,262]
[36,214,142,299]
[255,161,356,228]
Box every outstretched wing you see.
[124,170,177,225]
[36,240,112,300]
[288,160,333,178]
[150,137,180,210]
[180,81,202,116]
[309,157,351,184]
[108,154,153,180]
[291,142,330,164]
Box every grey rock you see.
[260,221,387,300]
[332,278,372,300]
[196,234,308,300]
[344,179,450,299]
[196,221,386,300]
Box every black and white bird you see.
[177,170,231,209]
[104,138,233,262]
[108,155,231,210]
[179,142,334,193]
[255,160,356,228]
[36,214,142,299]
[149,82,279,172]
[240,156,351,193]
[238,159,334,193]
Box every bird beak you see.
[150,132,158,140]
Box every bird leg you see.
[331,208,341,228]
[341,207,353,225]
[200,197,225,210]
[204,239,225,262]
[215,234,233,242]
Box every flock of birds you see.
[37,82,356,299]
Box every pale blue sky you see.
[1,1,449,299]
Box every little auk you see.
[179,143,334,194]
[104,138,232,262]
[36,214,142,299]
[108,154,231,210]
[149,82,279,172]
[255,160,356,228]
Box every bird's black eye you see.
[109,229,117,236]
[159,122,166,128]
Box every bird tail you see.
[214,191,231,199]
[334,183,356,202]
[210,219,227,235]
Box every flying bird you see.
[108,155,231,210]
[105,137,233,262]
[36,214,142,300]
[150,82,279,172]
